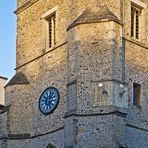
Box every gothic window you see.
[133,82,141,106]
[131,4,141,39]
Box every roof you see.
[67,5,122,30]
[5,72,29,87]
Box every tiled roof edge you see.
[5,72,29,87]
[67,5,122,31]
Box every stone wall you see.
[7,128,64,148]
[124,0,148,147]
[67,20,126,113]
[125,125,148,148]
[16,0,121,67]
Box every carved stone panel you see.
[91,81,128,108]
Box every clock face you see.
[39,87,60,115]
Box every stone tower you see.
[1,0,148,148]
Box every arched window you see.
[45,143,57,148]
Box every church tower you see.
[1,0,148,148]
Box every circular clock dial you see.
[39,87,59,115]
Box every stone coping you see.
[0,76,8,80]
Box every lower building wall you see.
[64,114,124,148]
[1,115,148,148]
[76,115,115,148]
[125,126,148,148]
[7,129,64,148]
[7,139,32,148]
[0,140,7,148]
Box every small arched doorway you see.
[45,143,57,148]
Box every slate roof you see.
[67,5,122,30]
[5,72,29,87]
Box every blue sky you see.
[0,1,16,80]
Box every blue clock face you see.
[39,87,60,115]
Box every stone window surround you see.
[131,0,147,8]
[132,81,143,108]
[131,5,141,39]
[130,0,147,42]
[133,82,141,106]
[41,6,58,51]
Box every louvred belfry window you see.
[131,5,141,40]
[47,14,56,48]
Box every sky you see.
[0,1,16,80]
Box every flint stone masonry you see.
[0,0,148,147]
